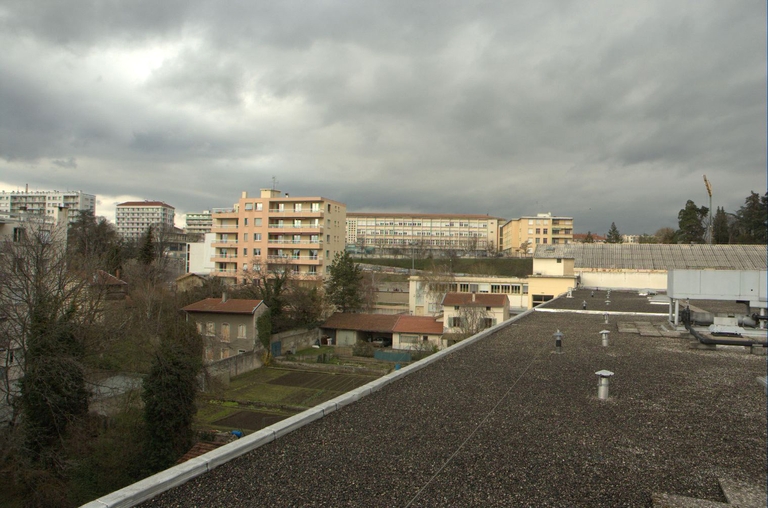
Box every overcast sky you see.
[0,1,765,235]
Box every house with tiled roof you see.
[182,294,268,362]
[441,292,510,336]
[321,313,443,349]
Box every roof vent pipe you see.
[599,330,610,347]
[222,291,228,303]
[603,312,609,324]
[553,329,564,354]
[595,370,614,400]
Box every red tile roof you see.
[182,298,265,314]
[441,293,508,307]
[321,313,400,333]
[393,316,443,335]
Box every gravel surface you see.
[142,292,766,507]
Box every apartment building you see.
[115,201,175,240]
[211,189,346,284]
[185,210,213,236]
[346,213,504,255]
[500,213,573,255]
[0,188,95,223]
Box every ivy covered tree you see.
[677,200,709,244]
[325,251,363,313]
[606,223,623,243]
[141,315,203,473]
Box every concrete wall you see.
[205,349,264,387]
[578,269,667,290]
[271,328,321,354]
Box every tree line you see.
[582,191,767,245]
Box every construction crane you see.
[703,175,712,244]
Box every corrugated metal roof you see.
[534,244,767,270]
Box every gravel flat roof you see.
[142,293,766,507]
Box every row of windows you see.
[350,220,489,228]
[429,283,528,295]
[196,322,248,341]
[359,230,487,237]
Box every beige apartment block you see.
[211,189,346,284]
[501,213,573,255]
[346,213,504,255]
[185,210,213,236]
[0,189,95,223]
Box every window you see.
[243,233,248,242]
[327,204,331,212]
[245,203,253,211]
[221,324,230,342]
[254,248,261,256]
[254,233,261,241]
[543,228,548,234]
[243,263,248,271]
[311,203,320,212]
[483,318,495,328]
[308,266,317,275]
[256,202,263,211]
[244,218,248,226]
[294,203,302,212]
[535,238,540,244]
[400,334,419,344]
[278,203,285,212]
[460,283,469,292]
[196,322,203,334]
[557,258,562,263]
[206,322,215,336]
[543,238,547,244]
[535,228,540,234]
[243,248,248,256]
[254,218,262,226]
[326,235,330,242]
[522,284,529,295]
[292,249,300,259]
[294,219,302,227]
[486,306,491,311]
[450,317,463,327]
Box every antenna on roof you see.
[272,176,279,190]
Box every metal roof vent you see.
[599,330,610,347]
[553,330,564,354]
[595,370,614,400]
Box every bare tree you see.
[414,261,456,316]
[455,305,492,339]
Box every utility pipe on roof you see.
[681,307,768,348]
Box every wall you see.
[578,269,667,290]
[527,276,576,307]
[393,332,442,350]
[270,328,321,354]
[205,349,264,387]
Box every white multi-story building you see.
[346,213,504,255]
[185,210,213,236]
[0,189,95,223]
[115,200,175,240]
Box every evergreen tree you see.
[138,225,155,266]
[325,251,363,312]
[142,315,202,473]
[606,223,622,243]
[584,231,594,243]
[712,207,731,244]
[676,200,708,243]
[734,191,767,244]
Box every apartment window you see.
[460,283,469,292]
[292,249,300,259]
[254,233,261,241]
[254,218,262,226]
[242,263,248,271]
[309,249,318,259]
[543,238,547,244]
[311,203,320,212]
[245,203,253,211]
[256,203,263,211]
[253,248,261,256]
[195,322,203,334]
[294,203,302,212]
[450,317,463,327]
[243,233,248,242]
[401,334,419,344]
[326,250,329,258]
[528,219,534,225]
[278,203,285,212]
[311,234,319,243]
[244,218,248,226]
[543,228,548,234]
[511,285,521,294]
[535,238,540,244]
[308,266,317,275]
[483,318,495,328]
[522,284,529,295]
[535,228,540,234]
[206,322,215,336]
[326,235,330,242]
[327,204,331,212]
[557,258,562,263]
[293,235,301,243]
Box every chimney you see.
[222,291,228,303]
[241,191,247,199]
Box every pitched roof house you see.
[182,295,268,362]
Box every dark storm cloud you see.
[0,0,764,232]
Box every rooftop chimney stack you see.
[222,291,228,303]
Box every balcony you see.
[211,254,238,262]
[267,209,323,217]
[267,239,323,245]
[267,224,323,232]
[212,224,239,229]
[267,255,323,264]
[212,240,239,247]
